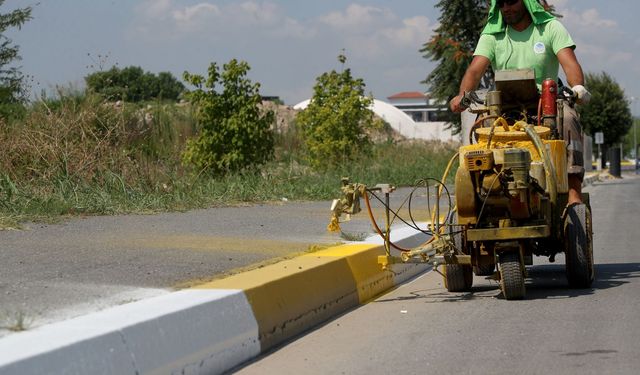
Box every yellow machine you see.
[330,70,594,300]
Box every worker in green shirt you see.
[450,0,590,205]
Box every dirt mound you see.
[260,101,298,133]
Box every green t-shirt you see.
[474,19,575,88]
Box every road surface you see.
[236,173,640,374]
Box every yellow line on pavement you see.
[193,242,394,350]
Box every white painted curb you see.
[0,290,260,375]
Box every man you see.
[449,0,590,205]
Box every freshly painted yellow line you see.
[193,242,415,350]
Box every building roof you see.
[387,91,428,100]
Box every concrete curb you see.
[583,171,600,187]
[0,225,430,375]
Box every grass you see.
[339,231,369,242]
[0,93,459,228]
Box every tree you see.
[85,66,185,102]
[421,0,491,133]
[0,2,33,119]
[578,72,632,147]
[296,55,376,170]
[182,59,275,174]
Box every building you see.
[387,92,450,123]
[294,97,458,143]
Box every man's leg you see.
[568,174,582,205]
[563,104,585,205]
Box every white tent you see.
[294,99,457,142]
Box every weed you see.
[340,231,369,242]
[0,90,459,225]
[0,310,33,332]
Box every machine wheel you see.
[499,252,525,300]
[443,213,473,292]
[444,264,473,292]
[474,263,495,276]
[565,203,595,288]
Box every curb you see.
[0,225,430,375]
[583,171,600,187]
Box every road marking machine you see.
[329,69,594,300]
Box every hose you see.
[476,170,505,223]
[469,115,499,144]
[430,152,459,239]
[363,150,458,254]
[486,117,510,150]
[363,190,413,252]
[523,124,558,205]
[537,97,542,127]
[407,179,452,235]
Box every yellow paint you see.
[547,140,569,193]
[200,249,359,349]
[193,241,410,350]
[460,137,568,180]
[475,125,551,143]
[327,216,341,232]
[127,235,314,255]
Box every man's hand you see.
[572,85,591,104]
[450,94,465,113]
[450,56,490,113]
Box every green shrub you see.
[85,66,185,102]
[182,59,275,175]
[296,55,377,170]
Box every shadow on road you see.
[374,283,501,304]
[375,262,640,303]
[524,262,640,300]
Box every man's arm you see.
[557,47,584,87]
[557,47,590,103]
[450,55,491,113]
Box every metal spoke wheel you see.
[499,251,526,300]
[565,203,595,288]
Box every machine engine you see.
[457,147,546,228]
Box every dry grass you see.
[0,93,459,227]
[0,95,194,189]
[0,310,33,332]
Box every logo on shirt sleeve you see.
[534,42,546,54]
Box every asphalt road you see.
[0,187,435,335]
[235,173,640,375]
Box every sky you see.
[6,0,640,115]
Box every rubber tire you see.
[565,203,595,288]
[444,213,473,292]
[474,263,495,276]
[444,264,473,292]
[499,252,526,300]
